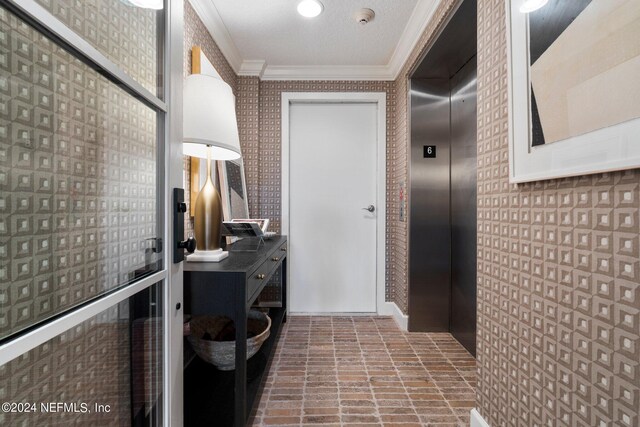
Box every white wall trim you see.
[188,0,243,73]
[387,0,442,79]
[470,409,491,427]
[189,0,444,81]
[281,92,387,316]
[262,65,393,81]
[380,302,408,331]
[239,60,267,78]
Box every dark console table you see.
[183,236,287,427]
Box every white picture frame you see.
[506,0,640,183]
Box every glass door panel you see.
[0,5,162,341]
[0,0,179,423]
[33,0,162,96]
[0,282,164,426]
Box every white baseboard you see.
[379,302,408,331]
[470,409,490,427]
[288,302,408,331]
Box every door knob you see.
[362,205,375,213]
[178,237,196,253]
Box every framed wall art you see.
[506,0,640,183]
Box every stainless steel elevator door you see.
[408,79,451,332]
[450,57,478,356]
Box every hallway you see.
[250,316,476,426]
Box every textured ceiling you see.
[210,0,420,66]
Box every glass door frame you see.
[0,0,184,425]
[164,0,185,425]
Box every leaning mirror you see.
[218,158,250,220]
[507,0,640,183]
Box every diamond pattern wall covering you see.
[0,6,159,339]
[475,1,640,425]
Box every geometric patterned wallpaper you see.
[183,1,237,90]
[475,0,640,425]
[0,6,159,340]
[34,0,159,96]
[0,285,163,426]
[0,306,132,426]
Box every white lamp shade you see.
[183,74,241,160]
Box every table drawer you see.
[278,241,287,254]
[247,258,278,302]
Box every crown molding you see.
[188,0,242,73]
[261,65,394,81]
[189,0,443,81]
[387,0,442,79]
[239,60,267,78]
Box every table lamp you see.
[183,74,241,262]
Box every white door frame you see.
[281,92,386,314]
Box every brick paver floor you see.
[249,316,476,426]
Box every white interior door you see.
[289,103,377,313]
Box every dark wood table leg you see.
[234,285,247,426]
[282,258,287,323]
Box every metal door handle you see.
[362,205,375,213]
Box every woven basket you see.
[187,310,271,370]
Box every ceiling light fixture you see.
[297,0,324,18]
[519,0,548,13]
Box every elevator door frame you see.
[407,65,478,356]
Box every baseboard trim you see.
[470,409,490,427]
[380,302,408,331]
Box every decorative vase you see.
[194,158,223,251]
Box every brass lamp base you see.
[191,156,226,262]
[186,248,229,262]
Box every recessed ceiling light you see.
[519,0,548,13]
[297,0,324,18]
